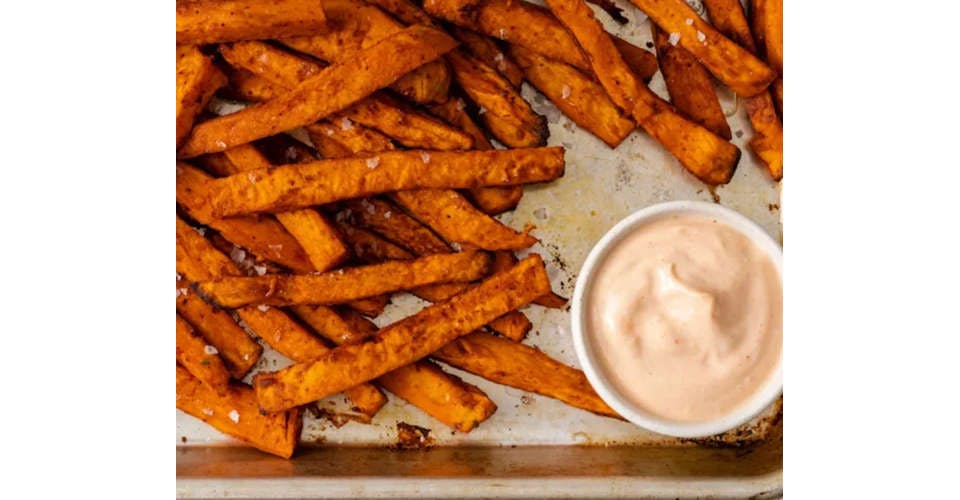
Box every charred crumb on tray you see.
[768,203,780,211]
[395,422,433,449]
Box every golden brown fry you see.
[176,215,387,419]
[205,147,566,217]
[451,27,524,88]
[509,45,635,148]
[491,251,567,308]
[176,46,227,147]
[280,0,450,103]
[176,0,328,45]
[486,313,532,342]
[750,0,782,116]
[200,251,493,308]
[545,0,740,185]
[702,0,783,180]
[292,305,498,432]
[343,198,451,255]
[625,0,775,97]
[254,254,552,412]
[447,50,548,148]
[178,26,457,157]
[177,365,303,459]
[176,281,262,378]
[306,123,396,158]
[176,163,315,272]
[426,98,523,215]
[222,67,282,102]
[433,332,620,418]
[391,189,537,250]
[176,313,231,395]
[651,25,731,140]
[610,36,660,83]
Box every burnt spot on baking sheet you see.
[615,161,633,191]
[768,203,780,211]
[395,422,433,449]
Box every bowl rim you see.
[570,200,783,438]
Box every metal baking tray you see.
[176,4,783,497]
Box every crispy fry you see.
[702,0,783,179]
[625,0,776,97]
[222,67,281,102]
[610,37,660,83]
[205,147,565,217]
[545,0,740,185]
[280,0,450,103]
[178,25,458,157]
[426,98,523,215]
[292,305,498,432]
[651,25,731,140]
[510,45,635,148]
[447,50,548,148]
[176,163,315,272]
[200,251,493,308]
[750,0,782,115]
[492,251,567,308]
[176,313,231,395]
[306,123,396,158]
[451,27,524,88]
[433,332,620,418]
[176,46,227,147]
[176,215,386,419]
[391,189,537,250]
[254,254,552,412]
[177,365,303,458]
[343,198,451,255]
[176,280,262,378]
[176,0,328,45]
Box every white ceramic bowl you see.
[570,201,783,438]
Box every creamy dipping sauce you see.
[586,214,781,423]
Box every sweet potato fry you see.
[222,67,281,102]
[624,0,776,97]
[702,0,783,179]
[509,45,635,148]
[292,305,498,431]
[254,254,552,412]
[306,123,396,158]
[178,25,457,157]
[200,251,493,308]
[433,332,620,418]
[651,25,731,140]
[451,27,524,88]
[391,189,537,250]
[610,37,660,83]
[205,147,565,217]
[342,198,451,255]
[492,251,567,308]
[176,0,328,45]
[176,215,387,419]
[177,365,303,458]
[176,280,262,378]
[750,0,782,115]
[545,0,739,185]
[447,50,548,148]
[279,0,450,104]
[176,46,227,147]
[176,313,231,395]
[337,223,415,262]
[366,0,436,26]
[176,162,315,272]
[426,98,523,215]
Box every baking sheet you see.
[176,3,781,451]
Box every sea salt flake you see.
[339,117,354,131]
[193,226,206,236]
[176,273,182,281]
[268,244,283,251]
[366,156,380,169]
[215,140,226,149]
[561,85,571,99]
[253,264,267,276]
[202,408,214,416]
[230,247,246,263]
[455,99,466,111]
[497,28,507,39]
[204,345,219,355]
[325,127,335,136]
[668,32,681,46]
[420,152,431,164]
[243,353,251,361]
[228,410,240,423]
[478,106,487,115]
[493,52,506,71]
[257,304,271,312]
[450,242,463,252]
[179,287,189,296]
[697,30,706,42]
[384,211,392,219]
[257,52,268,63]
[685,18,693,25]
[247,172,257,184]
[285,146,299,162]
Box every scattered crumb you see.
[181,436,187,443]
[396,422,433,449]
[735,130,744,138]
[768,203,780,211]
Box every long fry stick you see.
[176,0,328,45]
[176,313,231,395]
[176,46,226,147]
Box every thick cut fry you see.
[343,198,451,255]
[254,254,552,412]
[176,215,386,419]
[176,163,315,272]
[178,26,457,157]
[510,45,635,148]
[176,365,303,458]
[447,50,548,148]
[391,189,536,250]
[176,46,227,147]
[427,98,523,215]
[176,281,262,378]
[651,25,731,140]
[625,0,775,97]
[222,67,281,102]
[610,37,660,83]
[451,27,524,88]
[491,251,567,308]
[292,305,498,432]
[306,122,396,158]
[433,332,620,418]
[702,0,783,180]
[545,0,739,185]
[750,0,782,116]
[280,0,450,104]
[205,147,565,216]
[176,313,231,395]
[200,251,493,308]
[176,0,328,45]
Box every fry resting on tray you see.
[176,0,328,45]
[176,313,231,396]
[176,46,226,147]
